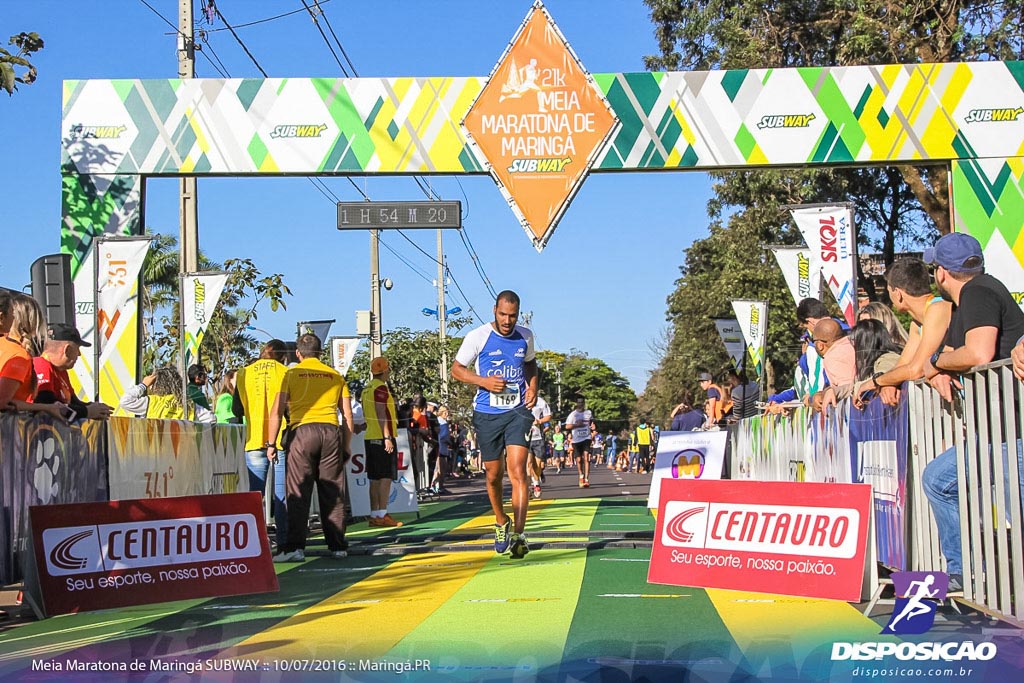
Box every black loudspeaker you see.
[30,254,74,326]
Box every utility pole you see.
[370,229,382,359]
[178,0,198,401]
[437,229,448,401]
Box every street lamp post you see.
[423,305,462,402]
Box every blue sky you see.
[1,0,714,391]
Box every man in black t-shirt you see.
[920,232,1024,592]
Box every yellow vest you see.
[146,393,194,421]
[237,358,288,451]
[360,378,396,440]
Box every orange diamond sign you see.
[463,3,618,251]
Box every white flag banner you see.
[95,237,151,365]
[330,336,362,376]
[182,272,228,369]
[731,300,767,378]
[770,245,822,306]
[299,320,334,343]
[647,430,729,509]
[713,318,747,371]
[790,205,857,325]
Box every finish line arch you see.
[60,5,1024,402]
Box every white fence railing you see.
[733,362,1024,625]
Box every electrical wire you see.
[137,0,228,78]
[299,0,351,77]
[213,4,269,77]
[204,1,335,32]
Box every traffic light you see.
[30,254,74,326]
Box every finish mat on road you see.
[0,497,1020,681]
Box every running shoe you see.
[509,533,530,559]
[330,550,348,559]
[578,477,585,488]
[532,484,542,499]
[494,517,512,553]
[582,479,590,488]
[380,514,404,527]
[272,549,304,563]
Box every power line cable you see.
[213,4,269,77]
[204,1,335,32]
[299,0,351,77]
[137,0,228,78]
[378,238,434,283]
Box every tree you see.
[536,349,637,433]
[346,318,476,419]
[141,232,291,376]
[643,0,1024,233]
[637,0,1023,420]
[1,32,43,96]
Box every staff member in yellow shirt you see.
[267,334,352,562]
[361,355,403,527]
[233,340,289,550]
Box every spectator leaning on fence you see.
[920,232,1024,592]
[809,319,856,412]
[120,367,217,423]
[33,324,113,420]
[860,257,952,407]
[0,294,68,421]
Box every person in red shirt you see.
[33,324,113,420]
[0,293,63,420]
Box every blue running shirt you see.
[454,322,535,414]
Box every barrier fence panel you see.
[960,361,1024,622]
[105,417,248,500]
[0,413,107,586]
[906,381,947,574]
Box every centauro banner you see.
[329,336,362,377]
[461,4,618,251]
[730,300,767,378]
[182,272,228,370]
[771,245,822,307]
[790,205,857,325]
[713,318,747,371]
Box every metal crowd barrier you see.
[732,361,1023,625]
[912,360,1024,624]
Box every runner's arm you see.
[523,359,538,408]
[451,360,505,392]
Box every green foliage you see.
[1,32,43,96]
[637,0,1022,422]
[141,232,292,377]
[535,349,637,434]
[347,319,475,420]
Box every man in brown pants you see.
[267,333,352,562]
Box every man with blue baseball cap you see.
[921,231,1024,592]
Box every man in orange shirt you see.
[33,324,113,420]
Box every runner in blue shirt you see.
[452,290,538,559]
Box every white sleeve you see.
[523,327,536,362]
[540,398,551,420]
[454,325,486,368]
[118,383,149,417]
[195,404,217,424]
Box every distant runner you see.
[452,290,538,559]
[528,394,552,499]
[565,396,593,488]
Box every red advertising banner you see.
[29,492,277,616]
[648,479,871,601]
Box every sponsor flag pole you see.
[786,203,857,325]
